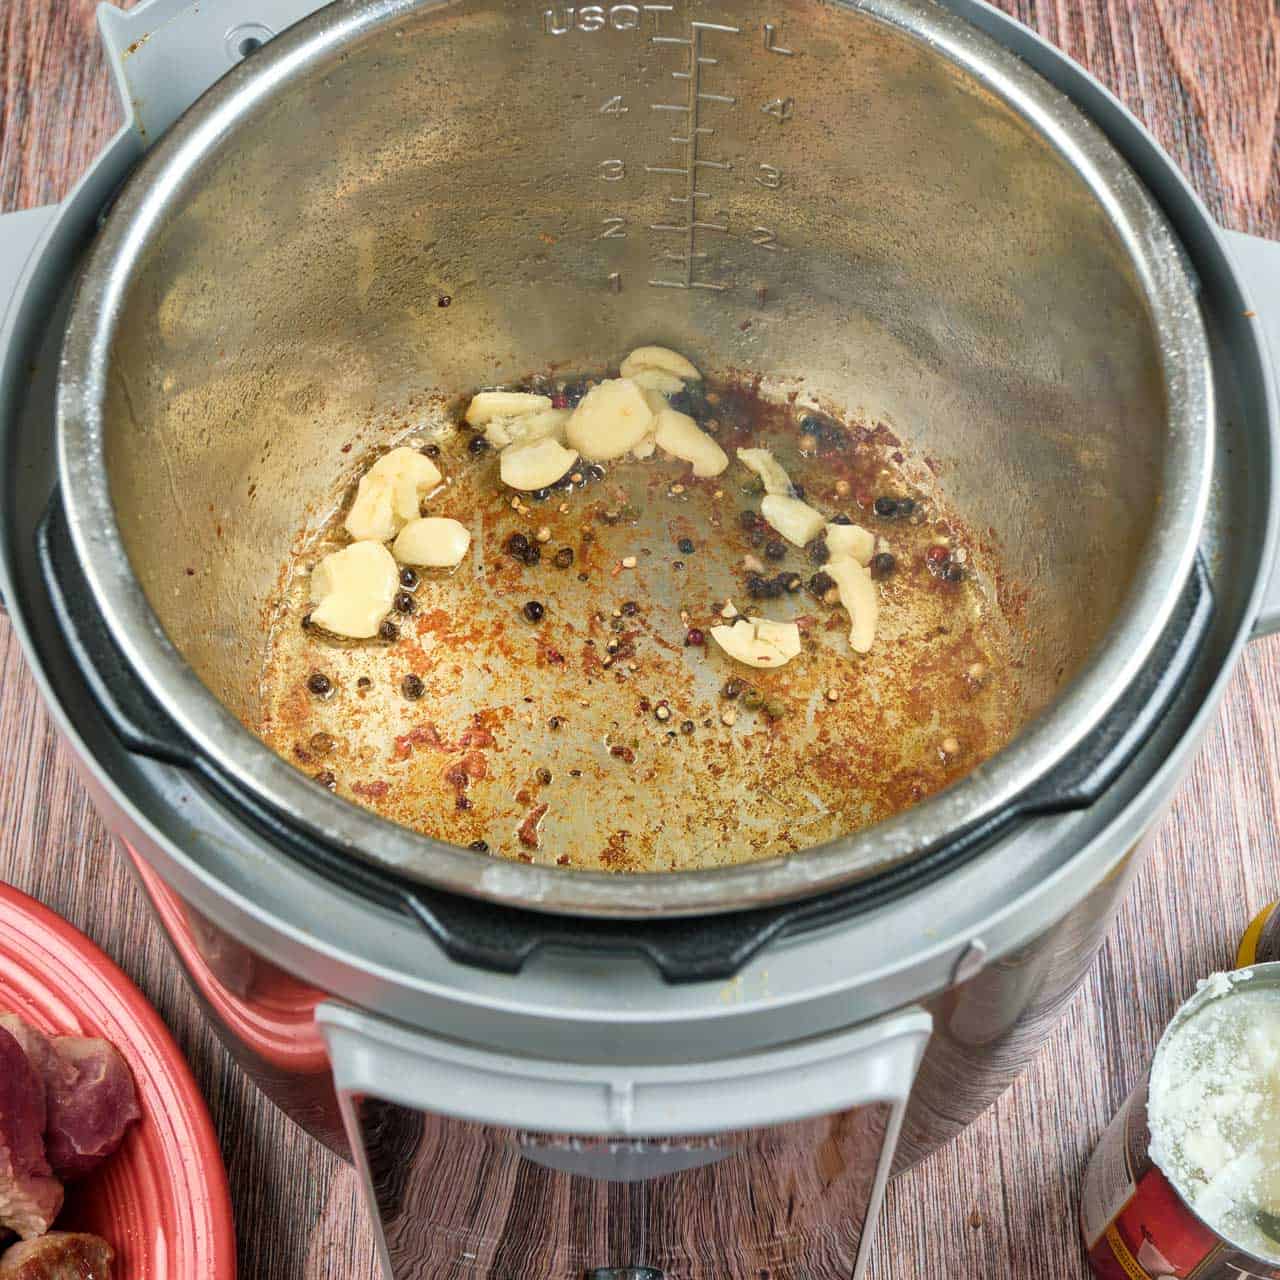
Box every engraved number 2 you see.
[599,216,626,239]
[751,227,779,251]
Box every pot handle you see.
[317,1001,931,1280]
[1221,230,1280,638]
[37,494,201,767]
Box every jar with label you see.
[1080,963,1280,1279]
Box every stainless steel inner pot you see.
[55,0,1212,915]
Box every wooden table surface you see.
[3,2,1280,1276]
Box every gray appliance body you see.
[2,1,1279,1276]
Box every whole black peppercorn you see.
[874,496,899,518]
[532,487,551,502]
[764,539,787,562]
[469,839,490,853]
[621,600,639,616]
[399,566,419,590]
[523,600,546,623]
[810,570,836,597]
[553,547,575,569]
[678,536,696,554]
[722,677,746,700]
[587,463,606,482]
[832,514,853,526]
[942,562,965,583]
[739,509,759,530]
[306,672,333,698]
[422,443,441,459]
[401,673,425,700]
[468,435,490,456]
[897,497,917,516]
[746,573,782,599]
[782,572,803,593]
[871,551,897,580]
[379,620,400,642]
[807,538,830,566]
[870,550,901,581]
[521,542,542,566]
[394,591,416,614]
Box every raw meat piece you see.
[0,1231,114,1278]
[40,1039,140,1182]
[0,1027,62,1240]
[0,1017,140,1182]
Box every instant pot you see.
[3,0,1280,1275]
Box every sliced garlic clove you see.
[499,436,580,491]
[310,540,399,639]
[710,616,802,668]
[344,475,398,542]
[825,522,875,566]
[632,436,657,460]
[654,407,729,477]
[629,367,686,395]
[565,378,655,461]
[761,494,827,547]
[641,387,670,417]
[465,391,552,426]
[393,517,472,568]
[826,557,879,653]
[737,447,794,497]
[484,407,571,449]
[752,618,803,662]
[619,346,701,381]
[347,446,443,540]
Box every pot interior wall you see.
[101,0,1165,729]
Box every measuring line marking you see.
[645,18,741,291]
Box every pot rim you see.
[55,0,1213,918]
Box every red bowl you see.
[0,881,236,1278]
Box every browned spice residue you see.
[254,369,1026,872]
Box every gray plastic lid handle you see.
[318,1002,932,1280]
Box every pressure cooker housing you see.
[55,0,1218,922]
[2,1,1280,1276]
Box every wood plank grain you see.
[2,2,1279,1277]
